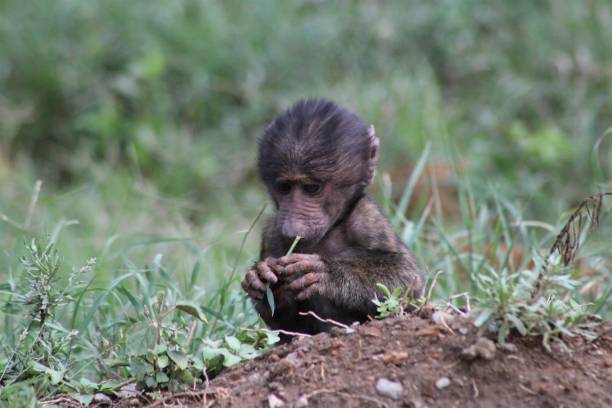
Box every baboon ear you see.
[366,125,379,185]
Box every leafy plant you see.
[373,283,420,319]
[202,330,278,376]
[0,239,94,396]
[0,230,280,404]
[472,254,598,349]
[117,294,208,391]
[0,381,39,408]
[472,193,611,349]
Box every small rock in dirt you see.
[461,337,496,361]
[376,378,404,400]
[499,342,518,353]
[269,358,296,380]
[435,377,451,389]
[383,351,409,366]
[214,387,231,400]
[362,326,382,337]
[418,304,436,318]
[268,394,284,408]
[331,339,344,349]
[267,381,283,392]
[295,395,309,407]
[285,351,300,363]
[415,326,443,337]
[293,336,310,346]
[248,372,263,385]
[93,393,112,403]
[329,326,355,336]
[458,326,469,335]
[432,310,454,326]
[328,326,345,337]
[408,398,429,408]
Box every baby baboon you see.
[242,98,423,335]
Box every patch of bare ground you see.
[134,314,611,408]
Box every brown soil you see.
[145,314,612,408]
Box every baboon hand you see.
[241,257,279,301]
[275,253,329,300]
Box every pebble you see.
[328,327,346,337]
[382,351,409,366]
[248,372,263,385]
[268,394,284,408]
[432,310,454,326]
[295,395,309,407]
[435,377,451,389]
[376,378,404,400]
[362,326,382,337]
[93,393,112,403]
[267,381,283,392]
[499,342,518,353]
[285,351,300,364]
[409,398,428,408]
[460,337,496,361]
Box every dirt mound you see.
[149,315,612,407]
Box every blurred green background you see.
[1,0,611,326]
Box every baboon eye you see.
[302,183,322,195]
[275,181,292,195]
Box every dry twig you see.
[298,311,354,332]
[240,326,312,338]
[531,192,611,301]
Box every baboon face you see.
[258,99,378,245]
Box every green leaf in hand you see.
[266,236,301,316]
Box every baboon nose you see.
[281,222,305,240]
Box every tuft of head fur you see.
[258,99,370,190]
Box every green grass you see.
[0,0,611,405]
[1,147,609,405]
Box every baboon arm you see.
[324,250,422,317]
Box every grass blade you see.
[266,235,301,317]
[392,142,430,227]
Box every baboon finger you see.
[288,272,324,291]
[256,261,278,284]
[296,284,323,301]
[242,275,264,300]
[245,269,266,292]
[277,253,321,266]
[283,260,326,276]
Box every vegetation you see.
[0,0,610,405]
